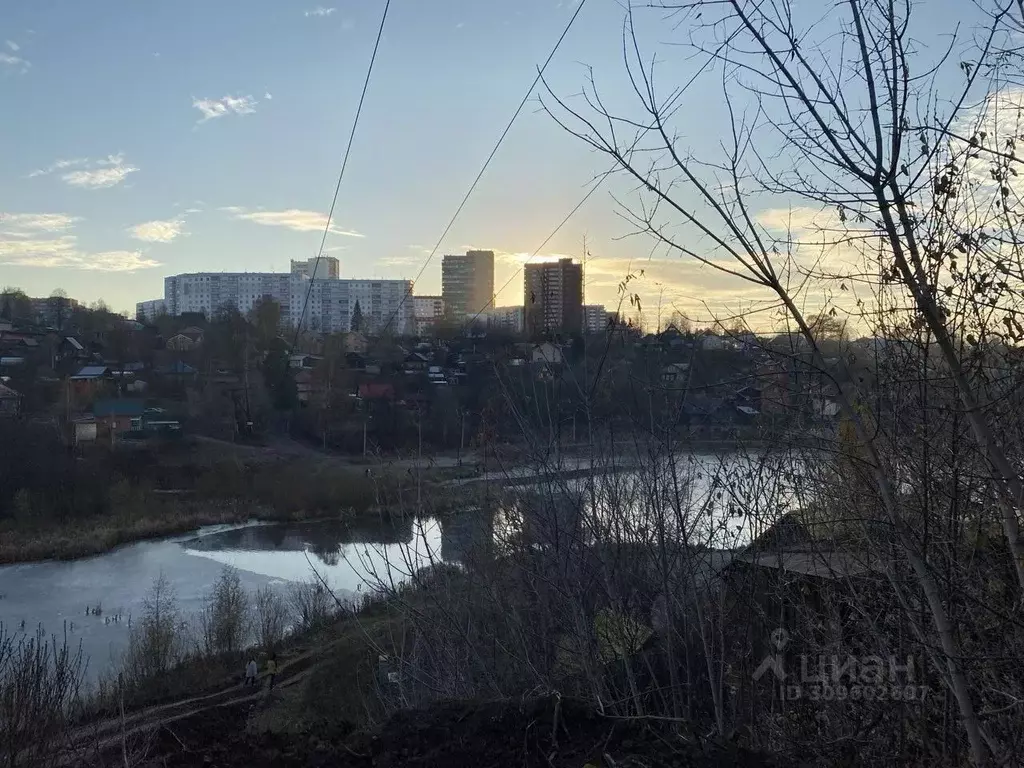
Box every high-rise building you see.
[30,295,79,327]
[290,256,340,280]
[153,263,413,334]
[163,272,292,318]
[583,304,608,334]
[441,250,494,320]
[413,296,445,335]
[524,259,583,336]
[136,299,167,322]
[483,306,524,333]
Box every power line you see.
[465,167,611,329]
[380,0,591,335]
[292,0,392,347]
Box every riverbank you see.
[0,459,466,565]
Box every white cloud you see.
[0,51,29,72]
[63,158,138,190]
[193,95,258,123]
[29,154,138,189]
[221,206,363,237]
[5,41,19,52]
[27,157,89,178]
[264,92,273,100]
[128,218,188,243]
[305,6,336,17]
[1,212,82,235]
[0,214,159,272]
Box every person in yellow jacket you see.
[265,654,279,690]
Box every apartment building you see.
[524,258,583,336]
[441,250,494,320]
[413,296,445,335]
[484,305,524,333]
[583,304,608,334]
[289,256,340,280]
[152,260,413,334]
[135,299,167,322]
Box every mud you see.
[124,696,793,768]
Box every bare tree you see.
[254,586,289,651]
[198,567,250,656]
[0,624,85,768]
[124,574,183,683]
[538,0,1024,762]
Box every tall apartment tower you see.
[290,256,340,279]
[441,250,495,320]
[524,258,584,337]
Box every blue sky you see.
[0,0,1002,326]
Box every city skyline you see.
[0,0,990,328]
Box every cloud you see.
[5,41,19,52]
[0,213,159,272]
[63,155,138,189]
[305,6,336,17]
[27,157,89,178]
[128,218,188,243]
[0,51,29,72]
[193,95,258,123]
[29,154,138,189]
[264,92,273,100]
[221,206,363,237]
[1,212,82,235]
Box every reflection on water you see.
[0,450,796,683]
[0,516,449,682]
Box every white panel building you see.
[484,305,524,333]
[150,260,413,334]
[136,299,167,322]
[583,304,608,334]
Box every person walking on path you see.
[265,654,278,690]
[244,657,258,687]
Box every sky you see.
[0,0,1004,327]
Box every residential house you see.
[289,354,323,370]
[69,365,112,405]
[294,368,323,404]
[92,398,146,439]
[358,383,395,401]
[661,362,691,384]
[0,382,21,415]
[166,333,200,352]
[343,332,369,355]
[154,360,197,378]
[404,351,431,374]
[699,332,729,351]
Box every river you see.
[0,449,805,683]
[0,516,451,683]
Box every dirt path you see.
[59,642,325,765]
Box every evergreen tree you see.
[350,300,363,333]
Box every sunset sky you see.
[0,0,994,327]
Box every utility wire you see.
[292,0,392,348]
[380,0,591,335]
[465,167,612,329]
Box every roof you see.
[735,551,885,580]
[93,398,146,417]
[65,336,85,351]
[71,365,109,379]
[0,382,19,399]
[155,360,196,375]
[358,383,395,399]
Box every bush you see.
[254,586,290,651]
[198,567,250,655]
[0,624,85,768]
